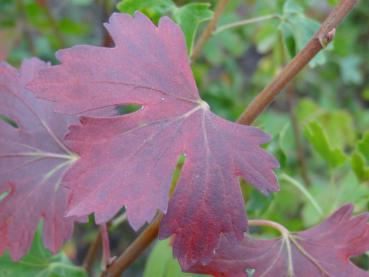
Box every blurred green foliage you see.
[0,228,87,277]
[1,0,368,275]
[143,240,204,277]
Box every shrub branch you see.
[237,0,357,125]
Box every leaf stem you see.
[237,0,358,125]
[190,0,230,61]
[248,219,293,275]
[248,219,289,237]
[248,220,328,275]
[280,173,323,216]
[214,14,281,35]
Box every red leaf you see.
[190,205,369,277]
[0,58,78,260]
[28,12,279,267]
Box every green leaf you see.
[351,132,369,182]
[283,0,303,14]
[304,121,346,168]
[172,3,213,54]
[117,0,173,13]
[0,230,86,277]
[279,21,296,59]
[117,0,174,22]
[296,99,320,123]
[144,240,205,277]
[262,174,305,231]
[59,18,88,36]
[275,124,290,167]
[318,111,355,149]
[0,114,18,128]
[338,55,363,85]
[327,0,339,6]
[255,20,279,53]
[362,87,369,101]
[68,0,92,6]
[297,99,356,149]
[357,131,369,161]
[302,172,369,226]
[203,30,246,65]
[351,152,369,183]
[281,0,331,67]
[257,112,295,167]
[245,182,274,217]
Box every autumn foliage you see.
[1,5,368,277]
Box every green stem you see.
[214,14,281,34]
[280,174,323,216]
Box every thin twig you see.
[101,224,111,269]
[97,0,114,47]
[214,14,281,35]
[98,0,357,275]
[83,231,102,274]
[100,214,163,277]
[190,0,230,61]
[237,0,357,125]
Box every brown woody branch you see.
[83,231,102,274]
[101,224,111,269]
[237,0,357,124]
[100,0,357,276]
[100,214,163,277]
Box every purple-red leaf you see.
[190,205,369,277]
[28,12,279,267]
[0,58,78,260]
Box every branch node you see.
[319,28,336,48]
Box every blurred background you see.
[1,0,368,276]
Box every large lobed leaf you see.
[190,205,369,277]
[0,58,78,260]
[29,12,279,268]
